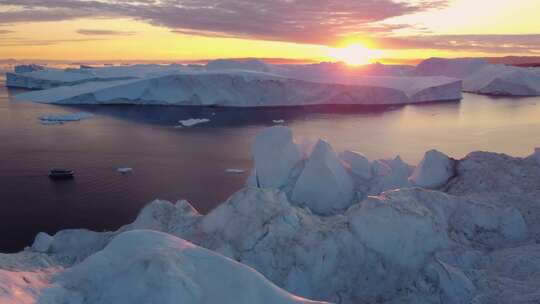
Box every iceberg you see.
[462,64,540,96]
[10,64,463,106]
[6,64,185,90]
[291,140,355,215]
[415,57,540,96]
[2,127,540,303]
[414,57,489,78]
[339,150,372,179]
[252,126,302,188]
[409,149,455,189]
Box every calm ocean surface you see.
[1,76,540,252]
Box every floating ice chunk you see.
[39,230,323,304]
[117,167,133,174]
[40,120,64,125]
[252,126,302,188]
[39,112,93,124]
[410,149,455,189]
[31,232,53,253]
[225,169,246,174]
[177,118,210,127]
[273,119,285,124]
[292,139,354,215]
[339,150,372,179]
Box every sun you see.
[328,43,381,66]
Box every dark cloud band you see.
[0,0,447,44]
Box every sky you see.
[0,0,539,63]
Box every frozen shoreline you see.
[2,126,540,303]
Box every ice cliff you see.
[2,127,539,304]
[12,70,462,106]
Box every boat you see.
[48,169,74,180]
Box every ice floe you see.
[225,169,246,174]
[39,112,94,125]
[177,118,211,127]
[117,167,133,174]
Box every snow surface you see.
[2,131,540,304]
[10,63,462,106]
[1,230,325,304]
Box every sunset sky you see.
[0,0,539,63]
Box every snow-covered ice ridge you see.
[9,61,463,106]
[3,126,540,304]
